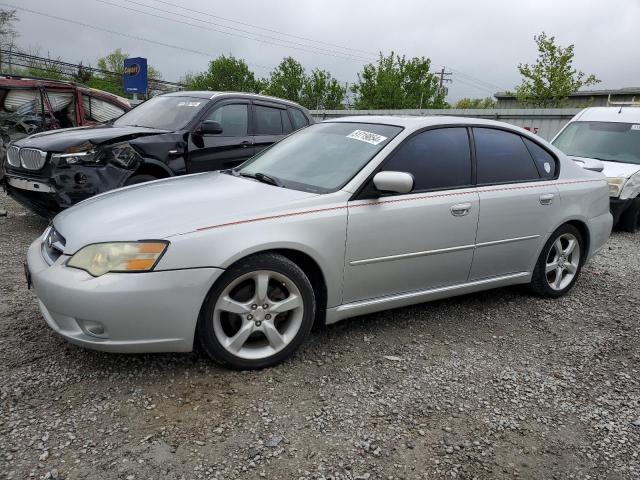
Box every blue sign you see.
[123,57,148,94]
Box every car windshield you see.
[237,122,403,193]
[113,96,208,130]
[553,121,640,165]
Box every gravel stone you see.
[1,191,639,479]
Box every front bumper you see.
[27,236,224,353]
[4,163,135,218]
[609,197,633,225]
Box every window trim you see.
[472,126,560,187]
[353,125,476,200]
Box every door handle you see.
[240,141,251,149]
[539,193,555,205]
[450,203,472,217]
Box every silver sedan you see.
[26,116,612,369]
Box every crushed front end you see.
[3,142,142,218]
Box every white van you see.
[552,107,640,232]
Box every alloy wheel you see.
[545,233,581,291]
[212,270,304,360]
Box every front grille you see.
[42,227,66,265]
[19,148,47,170]
[6,145,20,167]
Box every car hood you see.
[13,124,168,152]
[53,172,319,253]
[598,159,640,179]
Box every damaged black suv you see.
[2,91,313,217]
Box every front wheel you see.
[197,253,316,369]
[530,224,584,298]
[618,198,640,233]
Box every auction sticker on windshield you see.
[347,130,388,145]
[631,125,640,130]
[177,101,202,107]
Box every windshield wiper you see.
[238,171,283,187]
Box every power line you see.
[93,0,376,63]
[0,2,272,71]
[147,0,378,57]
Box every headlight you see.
[607,177,627,198]
[52,150,98,165]
[67,241,168,277]
[51,142,139,167]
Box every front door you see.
[469,127,563,280]
[187,101,254,173]
[343,127,480,303]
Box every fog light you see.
[74,172,88,185]
[79,319,107,338]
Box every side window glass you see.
[474,128,540,184]
[290,108,309,130]
[382,128,472,191]
[523,137,557,179]
[254,105,284,135]
[82,94,125,123]
[206,104,248,136]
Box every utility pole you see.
[436,66,452,99]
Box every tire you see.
[197,253,316,369]
[530,224,584,298]
[618,198,640,233]
[124,174,158,186]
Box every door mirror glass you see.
[198,120,223,135]
[372,171,414,194]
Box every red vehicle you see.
[0,75,131,178]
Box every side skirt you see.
[325,271,531,325]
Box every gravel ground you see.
[1,191,639,480]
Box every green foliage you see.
[183,55,262,92]
[514,32,600,107]
[454,97,496,109]
[264,57,306,103]
[300,68,345,110]
[351,52,446,109]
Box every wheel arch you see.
[196,247,329,337]
[542,218,591,265]
[133,158,174,179]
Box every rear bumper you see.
[609,197,633,225]
[27,236,224,353]
[587,211,613,260]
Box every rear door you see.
[187,100,254,173]
[344,127,480,303]
[469,127,562,280]
[252,101,293,154]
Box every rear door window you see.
[474,128,540,184]
[382,127,472,191]
[254,105,285,135]
[522,137,557,179]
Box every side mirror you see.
[571,157,604,172]
[372,171,414,194]
[198,120,223,135]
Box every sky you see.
[3,0,640,102]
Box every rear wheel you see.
[530,224,583,298]
[124,174,158,186]
[618,198,640,233]
[197,253,315,369]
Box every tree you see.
[454,97,496,109]
[183,55,263,92]
[264,57,306,103]
[300,68,345,109]
[0,8,18,72]
[351,52,446,109]
[514,32,600,107]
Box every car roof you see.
[575,107,640,123]
[162,90,308,109]
[322,115,529,131]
